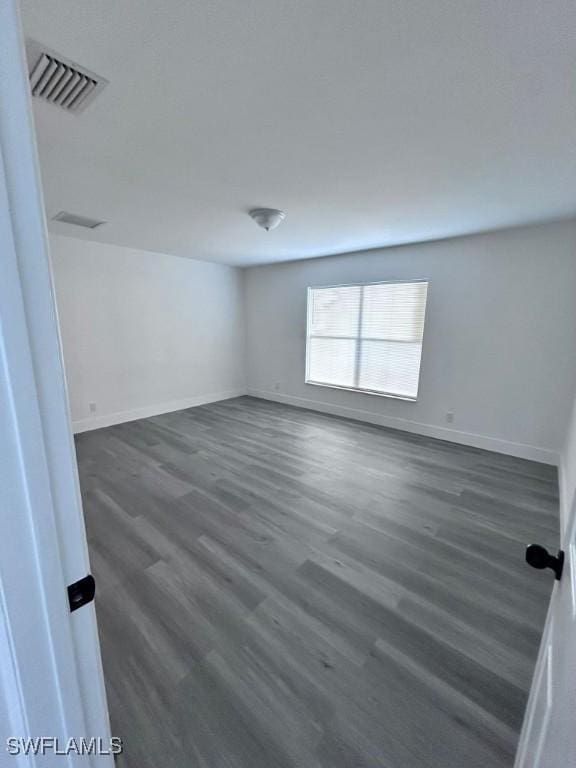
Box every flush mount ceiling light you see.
[249,208,285,231]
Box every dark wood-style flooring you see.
[76,396,558,768]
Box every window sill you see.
[305,380,418,402]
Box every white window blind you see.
[306,281,428,400]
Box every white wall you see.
[49,234,246,432]
[244,220,576,464]
[560,392,576,536]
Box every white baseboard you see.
[247,388,559,466]
[72,388,247,433]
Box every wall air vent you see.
[26,40,108,113]
[52,211,106,229]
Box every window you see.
[306,281,428,400]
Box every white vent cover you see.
[26,40,107,113]
[52,211,105,229]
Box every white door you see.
[515,488,576,766]
[0,1,112,765]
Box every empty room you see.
[2,1,576,767]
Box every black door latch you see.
[67,574,96,612]
[525,545,564,581]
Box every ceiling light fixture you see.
[249,208,285,231]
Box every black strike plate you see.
[67,574,96,612]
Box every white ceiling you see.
[21,0,576,267]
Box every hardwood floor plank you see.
[76,396,558,768]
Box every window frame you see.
[305,279,428,402]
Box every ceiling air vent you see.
[52,211,106,229]
[26,40,108,113]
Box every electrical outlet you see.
[446,411,454,424]
[274,382,281,392]
[89,402,97,414]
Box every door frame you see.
[0,1,111,764]
[514,483,576,767]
